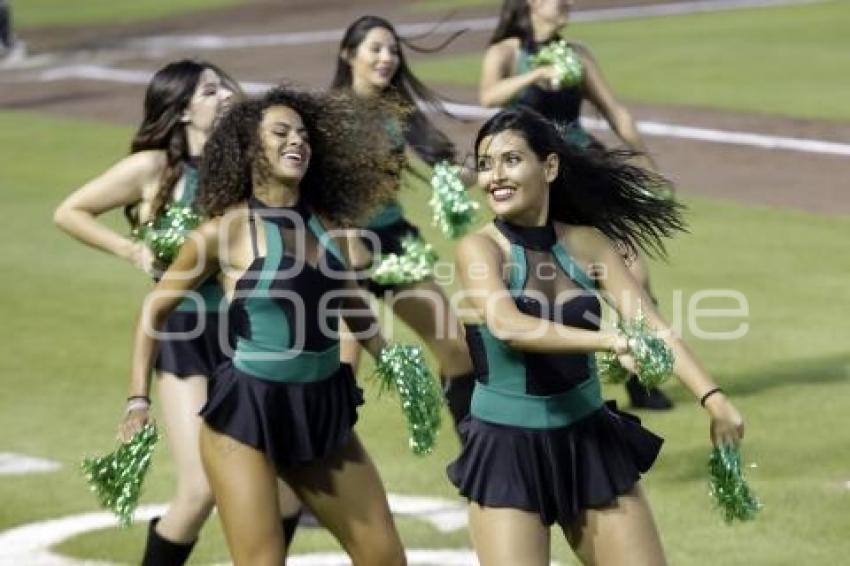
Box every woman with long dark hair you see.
[480,0,676,409]
[448,107,745,565]
[53,60,301,564]
[332,15,475,427]
[120,86,409,565]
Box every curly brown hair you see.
[198,86,404,226]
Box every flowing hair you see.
[126,59,241,228]
[489,0,533,45]
[197,86,404,227]
[331,15,459,165]
[475,107,686,257]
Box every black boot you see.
[141,517,196,566]
[443,373,475,431]
[625,375,673,411]
[282,510,302,553]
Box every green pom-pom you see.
[529,39,583,88]
[429,160,479,239]
[374,344,443,455]
[596,350,630,384]
[709,445,762,523]
[597,306,674,388]
[81,424,159,527]
[371,236,438,286]
[133,205,201,264]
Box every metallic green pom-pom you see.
[709,445,762,523]
[371,236,438,286]
[530,40,584,88]
[429,160,479,239]
[374,343,443,455]
[81,424,159,527]
[596,350,630,384]
[597,307,674,388]
[132,205,201,264]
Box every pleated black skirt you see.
[447,401,663,526]
[200,362,363,472]
[154,310,227,378]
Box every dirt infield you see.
[2,0,848,215]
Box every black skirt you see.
[154,310,227,378]
[199,362,363,473]
[447,401,663,526]
[362,216,424,296]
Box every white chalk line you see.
[0,0,819,70]
[124,0,817,53]
[33,63,850,157]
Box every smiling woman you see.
[50,59,308,566]
[124,86,410,565]
[449,106,745,566]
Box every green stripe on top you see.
[551,242,596,291]
[239,218,290,350]
[307,214,345,267]
[471,376,603,429]
[367,201,405,229]
[234,341,341,383]
[173,163,199,209]
[508,244,528,292]
[175,277,225,313]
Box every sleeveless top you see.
[513,38,594,149]
[466,220,605,429]
[228,198,349,383]
[156,159,224,313]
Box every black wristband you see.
[126,395,151,404]
[700,387,723,407]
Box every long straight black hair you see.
[475,107,686,257]
[489,0,533,45]
[126,59,240,227]
[331,15,457,165]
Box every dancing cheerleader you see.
[332,15,475,427]
[120,87,412,565]
[480,0,674,409]
[53,61,302,564]
[448,107,745,565]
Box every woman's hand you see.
[533,65,562,91]
[704,393,745,447]
[117,404,153,443]
[126,241,155,275]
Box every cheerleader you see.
[332,15,475,427]
[53,61,302,564]
[120,87,409,565]
[448,107,745,565]
[480,0,674,409]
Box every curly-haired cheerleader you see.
[332,15,475,427]
[448,107,745,565]
[480,0,675,409]
[120,87,410,565]
[54,61,302,564]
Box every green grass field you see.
[14,0,246,29]
[2,0,850,563]
[1,107,849,564]
[413,0,850,121]
[410,0,500,12]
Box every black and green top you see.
[163,160,224,312]
[513,38,593,149]
[228,198,349,383]
[466,219,604,429]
